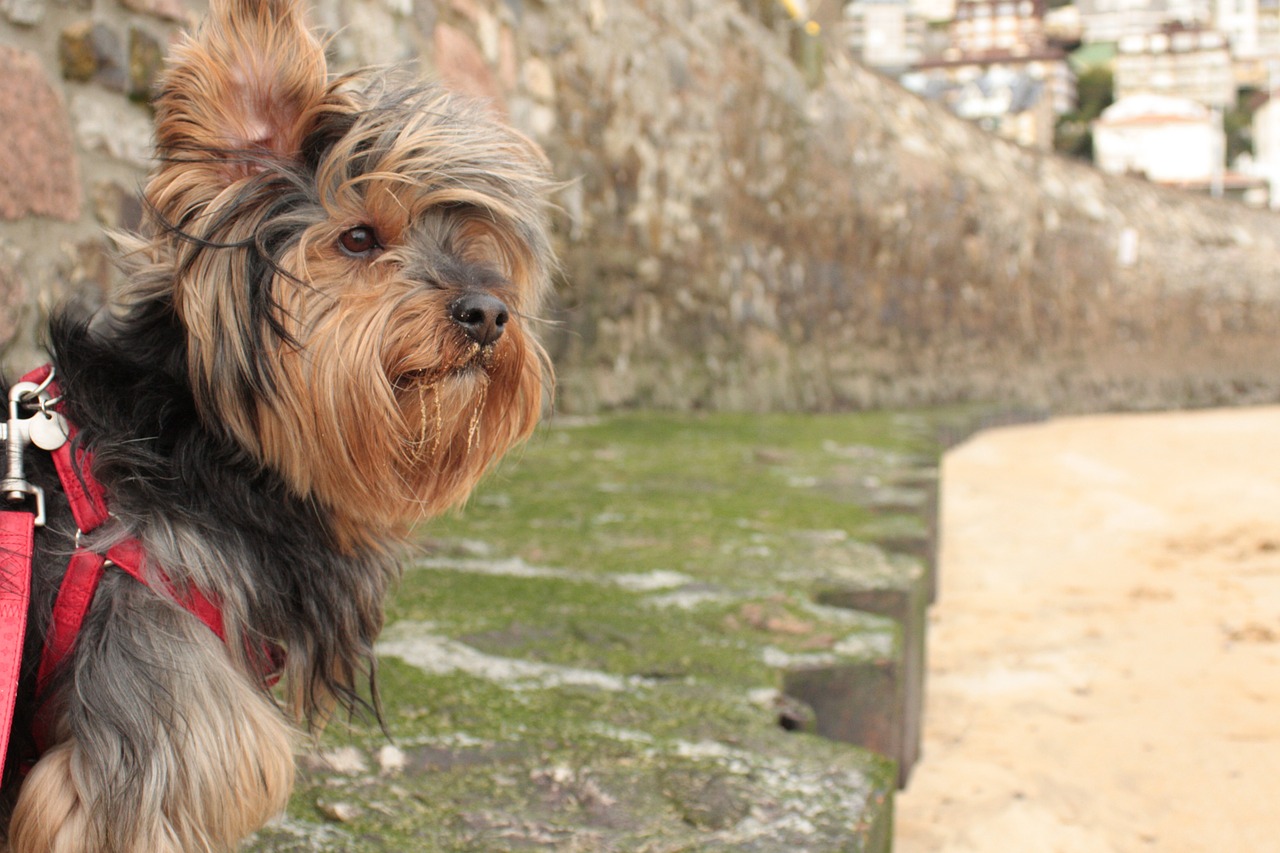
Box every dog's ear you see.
[149,0,329,223]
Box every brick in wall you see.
[0,45,82,223]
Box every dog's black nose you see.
[449,293,509,346]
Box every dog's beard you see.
[386,312,546,509]
[395,340,502,460]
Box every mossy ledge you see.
[247,410,949,851]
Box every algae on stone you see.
[247,412,934,852]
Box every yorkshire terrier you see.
[0,0,554,849]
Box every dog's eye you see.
[338,226,380,257]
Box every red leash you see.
[0,512,32,776]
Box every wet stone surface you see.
[246,411,940,852]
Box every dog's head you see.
[127,0,555,548]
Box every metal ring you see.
[18,369,58,412]
[19,368,56,401]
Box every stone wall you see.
[530,0,1280,412]
[5,0,1280,413]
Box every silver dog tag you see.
[28,412,69,451]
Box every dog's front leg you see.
[8,579,294,853]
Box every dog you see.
[0,0,555,848]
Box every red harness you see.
[0,365,228,773]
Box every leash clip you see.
[0,377,64,527]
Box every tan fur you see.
[136,0,554,552]
[11,597,295,852]
[12,695,293,853]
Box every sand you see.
[894,407,1280,852]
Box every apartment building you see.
[1075,0,1212,43]
[1113,24,1235,109]
[844,0,928,70]
[1094,93,1224,183]
[903,51,1074,147]
[950,0,1049,54]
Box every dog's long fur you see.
[1,0,554,848]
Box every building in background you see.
[1113,24,1235,109]
[844,0,928,71]
[906,0,959,23]
[1216,0,1262,57]
[949,0,1049,54]
[900,0,1073,148]
[838,0,1280,200]
[1248,84,1280,204]
[1093,93,1223,183]
[903,52,1074,146]
[1075,0,1212,43]
[1043,2,1084,42]
[1233,0,1280,86]
[1260,0,1280,54]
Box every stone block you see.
[789,24,824,87]
[801,563,929,787]
[0,248,27,351]
[59,21,127,91]
[91,181,145,231]
[63,239,118,299]
[881,469,939,602]
[783,655,900,766]
[128,27,166,101]
[118,0,190,24]
[0,47,82,222]
[522,56,555,102]
[1,0,43,27]
[923,474,939,602]
[59,21,98,82]
[70,92,154,168]
[275,551,900,852]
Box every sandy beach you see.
[894,407,1280,852]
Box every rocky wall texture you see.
[5,0,1280,412]
[524,0,1280,412]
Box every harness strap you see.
[7,365,284,764]
[34,550,100,696]
[19,366,230,748]
[0,511,32,773]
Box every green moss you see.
[271,665,896,850]
[248,411,933,851]
[424,411,935,584]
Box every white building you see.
[1250,90,1280,204]
[844,0,927,70]
[1114,26,1235,110]
[1076,0,1212,43]
[1262,0,1280,54]
[1216,0,1261,57]
[1234,0,1280,85]
[1093,93,1224,184]
[950,0,1049,55]
[907,0,957,23]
